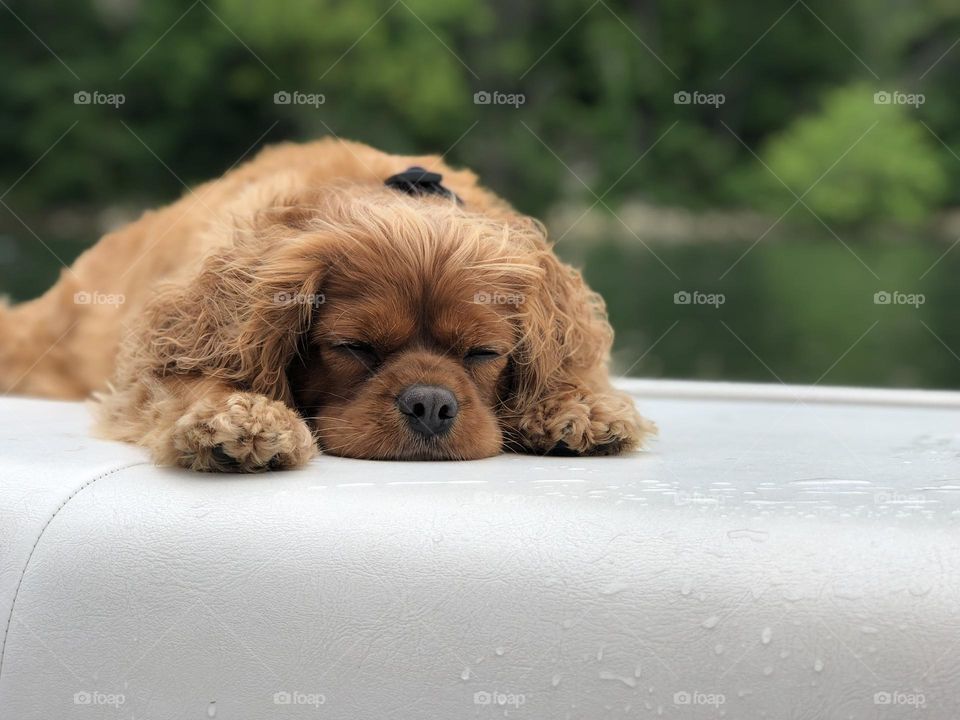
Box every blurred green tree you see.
[739,83,947,227]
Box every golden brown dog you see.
[0,139,653,471]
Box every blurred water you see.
[567,234,960,390]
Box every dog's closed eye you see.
[332,340,380,366]
[464,347,502,364]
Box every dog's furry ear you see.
[141,209,332,405]
[506,231,613,414]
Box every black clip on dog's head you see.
[384,166,463,205]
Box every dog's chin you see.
[320,435,487,461]
[313,411,503,461]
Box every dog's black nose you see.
[397,384,458,437]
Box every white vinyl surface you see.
[1,380,959,718]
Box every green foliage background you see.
[2,0,960,388]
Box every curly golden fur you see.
[0,139,654,471]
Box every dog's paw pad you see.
[211,443,239,468]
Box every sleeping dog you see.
[0,139,654,470]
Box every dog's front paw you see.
[517,388,656,456]
[172,392,316,472]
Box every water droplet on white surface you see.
[728,528,769,542]
[495,646,504,656]
[599,670,637,688]
[207,702,217,718]
[634,663,642,678]
[702,615,720,629]
[680,578,693,596]
[460,667,470,680]
[814,658,824,672]
[761,627,772,644]
[762,666,773,676]
[596,644,604,661]
[551,673,561,687]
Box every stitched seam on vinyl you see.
[0,461,150,682]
